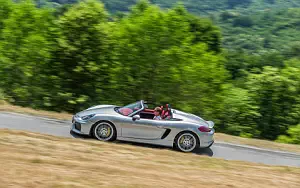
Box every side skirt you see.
[117,136,173,148]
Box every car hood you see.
[172,109,210,127]
[76,105,117,117]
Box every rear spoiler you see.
[206,121,214,129]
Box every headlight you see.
[81,114,96,120]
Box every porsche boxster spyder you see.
[71,100,214,152]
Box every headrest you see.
[166,104,171,110]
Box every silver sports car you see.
[71,100,215,152]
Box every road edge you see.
[215,141,300,157]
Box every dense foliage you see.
[45,0,300,14]
[41,0,300,56]
[1,0,300,144]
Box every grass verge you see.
[0,129,299,188]
[0,101,300,154]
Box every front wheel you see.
[174,132,199,152]
[93,122,116,141]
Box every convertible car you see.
[71,100,215,152]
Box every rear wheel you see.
[93,122,116,141]
[174,132,199,152]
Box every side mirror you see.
[132,115,140,121]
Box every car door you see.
[121,117,166,140]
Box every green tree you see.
[0,0,12,38]
[0,0,54,107]
[232,16,254,27]
[49,0,114,111]
[187,13,222,53]
[177,43,229,126]
[221,85,260,137]
[277,124,300,144]
[227,0,252,9]
[246,66,300,140]
[112,2,225,107]
[112,2,191,104]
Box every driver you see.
[153,107,162,120]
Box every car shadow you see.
[70,131,213,157]
[70,130,91,139]
[193,148,214,157]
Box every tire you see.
[93,121,117,141]
[174,131,199,152]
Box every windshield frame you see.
[116,100,145,117]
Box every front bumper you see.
[70,115,94,135]
[70,122,85,135]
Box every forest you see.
[1,0,300,144]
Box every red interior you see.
[141,104,171,119]
[119,104,171,118]
[119,108,133,116]
[161,104,171,119]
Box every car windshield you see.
[117,101,143,116]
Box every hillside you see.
[219,8,300,54]
[47,0,300,14]
[42,0,300,55]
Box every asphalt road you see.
[1,112,300,167]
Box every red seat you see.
[161,104,171,119]
[119,108,133,116]
[160,105,165,118]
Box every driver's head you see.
[154,107,162,116]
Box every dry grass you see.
[0,129,299,188]
[0,101,300,154]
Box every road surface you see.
[1,112,299,167]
